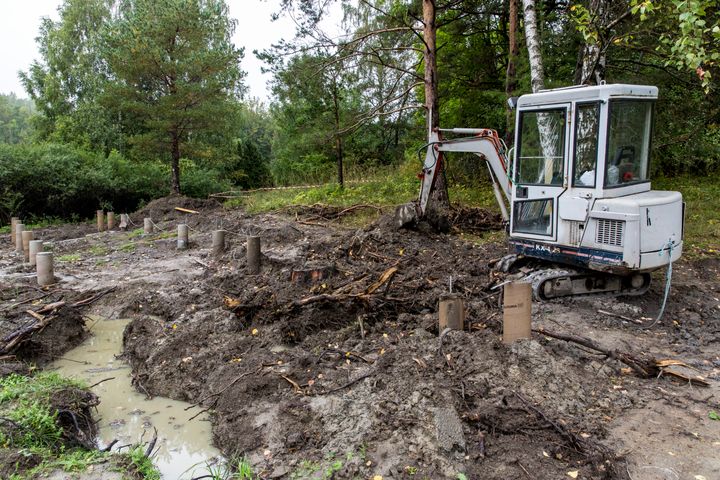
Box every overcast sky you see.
[0,0,341,102]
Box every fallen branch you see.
[534,327,709,386]
[598,309,643,325]
[280,375,304,394]
[144,427,158,457]
[88,377,115,389]
[70,288,115,307]
[514,391,585,452]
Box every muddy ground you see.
[1,195,719,480]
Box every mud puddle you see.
[51,316,221,479]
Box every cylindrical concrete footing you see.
[15,224,25,253]
[36,252,55,286]
[177,224,189,250]
[29,240,44,266]
[502,281,532,344]
[212,230,225,256]
[247,236,261,274]
[107,212,115,230]
[21,230,34,262]
[144,218,153,234]
[10,217,19,246]
[439,295,465,332]
[97,210,105,232]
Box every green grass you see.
[0,217,68,234]
[0,373,84,451]
[152,230,176,240]
[654,173,720,257]
[87,244,110,256]
[128,227,145,239]
[119,242,137,253]
[57,253,82,262]
[0,372,86,404]
[226,161,498,217]
[126,445,161,480]
[0,373,161,479]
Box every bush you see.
[0,143,229,222]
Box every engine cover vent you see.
[596,219,624,247]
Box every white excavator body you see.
[413,84,684,298]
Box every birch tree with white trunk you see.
[521,0,561,185]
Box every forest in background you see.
[0,0,718,222]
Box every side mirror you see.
[507,96,519,110]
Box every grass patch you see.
[119,242,136,253]
[0,373,161,479]
[152,230,176,240]
[655,173,720,257]
[87,244,110,256]
[195,456,255,479]
[125,445,161,480]
[290,451,356,479]
[57,253,82,263]
[0,217,68,234]
[226,160,500,218]
[127,227,145,239]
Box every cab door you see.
[510,104,570,243]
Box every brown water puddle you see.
[51,317,221,479]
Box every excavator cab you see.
[413,84,684,297]
[509,84,682,280]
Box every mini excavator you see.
[400,84,684,299]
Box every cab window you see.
[573,102,600,187]
[516,109,566,186]
[605,100,653,187]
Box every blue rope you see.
[645,239,674,329]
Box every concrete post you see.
[247,236,261,274]
[212,230,225,256]
[439,295,465,332]
[119,214,129,230]
[21,230,34,262]
[502,282,532,344]
[177,224,189,250]
[10,217,19,246]
[107,212,115,230]
[15,224,24,253]
[97,210,105,232]
[144,218,153,235]
[36,252,55,286]
[29,240,44,267]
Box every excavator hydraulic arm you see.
[417,129,513,221]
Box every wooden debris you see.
[597,309,643,325]
[174,207,199,214]
[535,327,710,386]
[280,375,304,394]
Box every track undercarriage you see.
[497,255,652,300]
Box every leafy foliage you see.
[0,143,228,222]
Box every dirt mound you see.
[133,195,221,223]
[0,287,100,366]
[449,206,504,233]
[118,212,633,478]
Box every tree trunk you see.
[577,0,607,85]
[506,0,519,142]
[522,0,558,183]
[171,131,181,194]
[423,0,450,231]
[331,79,344,187]
[521,0,545,93]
